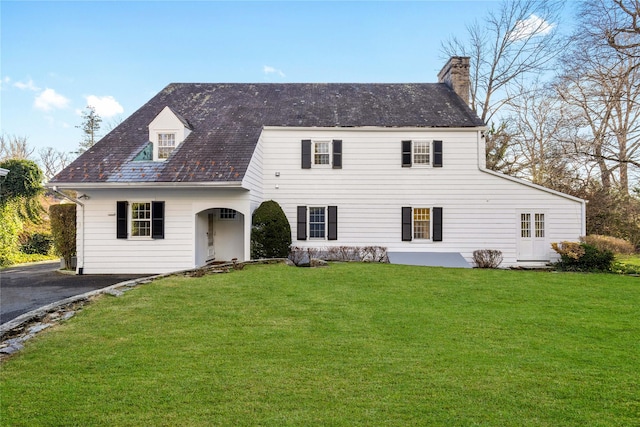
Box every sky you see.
[0,0,575,156]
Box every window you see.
[219,208,237,220]
[521,213,531,238]
[131,202,151,237]
[314,142,330,165]
[413,208,431,239]
[413,141,430,165]
[301,140,342,169]
[402,206,443,242]
[157,133,176,159]
[309,207,326,238]
[116,201,165,239]
[297,205,338,240]
[535,213,545,238]
[402,140,443,167]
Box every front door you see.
[207,213,215,260]
[517,212,548,261]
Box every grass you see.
[617,253,640,267]
[1,263,639,426]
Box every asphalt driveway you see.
[0,261,150,324]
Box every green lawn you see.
[1,263,639,426]
[618,253,640,267]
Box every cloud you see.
[85,95,124,117]
[509,14,554,41]
[0,76,10,90]
[14,78,40,91]
[263,65,286,77]
[34,88,70,111]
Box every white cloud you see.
[85,95,124,118]
[509,14,554,41]
[34,88,70,111]
[0,76,10,90]
[263,65,286,77]
[14,78,40,91]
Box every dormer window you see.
[158,133,176,159]
[148,106,192,161]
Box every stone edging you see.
[0,259,287,360]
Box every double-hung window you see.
[413,141,430,165]
[301,139,342,169]
[117,201,165,239]
[157,133,176,160]
[309,207,326,238]
[413,208,431,239]
[314,142,330,165]
[402,140,443,167]
[131,202,152,237]
[297,205,338,240]
[402,206,443,242]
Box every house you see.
[49,57,585,274]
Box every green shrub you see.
[251,200,291,259]
[0,199,24,266]
[553,242,614,272]
[581,235,635,255]
[0,158,43,200]
[50,204,76,269]
[20,232,53,255]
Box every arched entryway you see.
[195,208,245,266]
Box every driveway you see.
[0,261,149,324]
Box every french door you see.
[517,212,548,261]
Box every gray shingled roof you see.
[51,83,485,184]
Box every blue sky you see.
[1,1,571,155]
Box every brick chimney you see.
[437,56,470,105]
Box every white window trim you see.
[412,140,431,167]
[130,201,153,239]
[308,206,327,240]
[312,140,332,168]
[412,207,432,241]
[156,132,176,161]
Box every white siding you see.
[78,187,251,274]
[242,133,264,214]
[260,127,584,267]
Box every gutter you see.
[46,181,245,190]
[50,186,85,275]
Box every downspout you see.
[51,186,85,275]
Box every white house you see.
[49,57,585,274]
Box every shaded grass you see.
[1,263,639,426]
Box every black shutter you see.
[116,201,128,239]
[332,140,342,169]
[402,140,412,167]
[152,201,165,239]
[433,140,443,167]
[328,206,338,240]
[301,140,312,169]
[402,207,412,241]
[433,207,443,242]
[297,206,307,240]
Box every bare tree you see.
[558,1,640,194]
[441,0,567,124]
[0,134,35,161]
[38,147,73,182]
[103,116,123,133]
[502,81,588,193]
[587,0,640,57]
